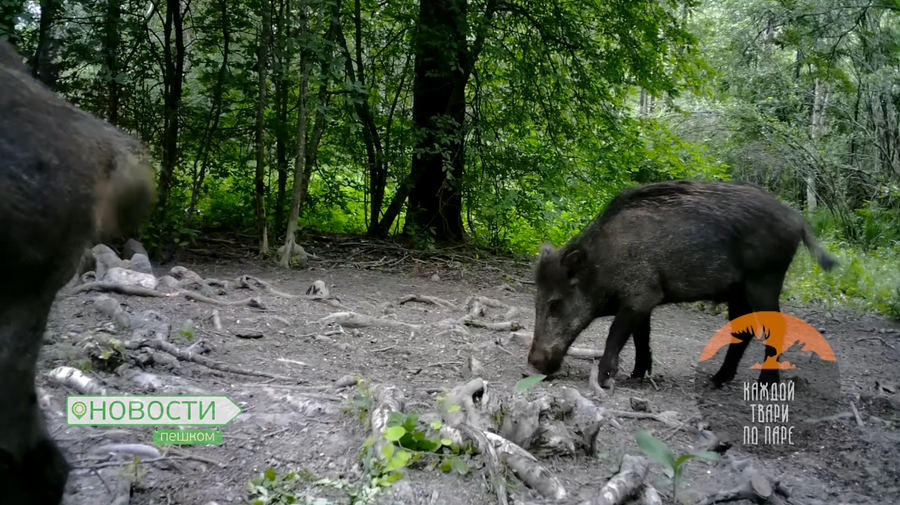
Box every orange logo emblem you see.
[699,312,836,370]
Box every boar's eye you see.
[548,299,562,315]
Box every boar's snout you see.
[526,343,564,375]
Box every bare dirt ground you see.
[40,233,900,505]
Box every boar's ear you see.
[560,245,585,280]
[539,242,555,258]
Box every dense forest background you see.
[1,0,898,316]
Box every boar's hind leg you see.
[710,286,755,387]
[711,279,783,387]
[630,316,652,380]
[597,308,651,387]
[745,277,783,386]
[0,296,70,505]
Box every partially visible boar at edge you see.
[0,40,155,505]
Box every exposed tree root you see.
[318,311,422,330]
[92,295,132,330]
[484,431,567,501]
[72,281,167,297]
[437,378,566,501]
[211,309,223,331]
[695,464,794,505]
[398,294,459,311]
[578,454,657,505]
[124,338,293,381]
[456,423,509,505]
[236,276,347,309]
[180,290,269,309]
[369,383,406,458]
[507,331,604,359]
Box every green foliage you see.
[514,374,546,393]
[246,468,348,505]
[359,410,471,490]
[177,319,195,342]
[635,430,718,501]
[784,240,900,319]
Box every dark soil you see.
[42,233,900,505]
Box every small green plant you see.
[347,379,373,422]
[635,430,718,502]
[515,374,547,393]
[360,411,472,490]
[246,468,303,505]
[177,319,195,341]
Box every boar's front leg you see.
[596,307,650,388]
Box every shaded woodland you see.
[1,0,899,312]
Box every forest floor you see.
[42,232,900,505]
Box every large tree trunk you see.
[103,0,121,124]
[255,0,272,255]
[156,0,186,231]
[279,0,310,268]
[402,0,469,242]
[374,0,496,239]
[32,0,60,88]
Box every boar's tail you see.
[802,223,838,272]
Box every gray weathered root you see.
[695,462,798,505]
[577,454,661,505]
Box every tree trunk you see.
[186,0,229,227]
[32,0,60,88]
[273,0,291,238]
[255,0,272,255]
[808,77,828,212]
[279,0,310,268]
[297,0,339,210]
[374,0,497,238]
[103,0,121,124]
[333,0,385,233]
[156,0,186,229]
[403,0,469,242]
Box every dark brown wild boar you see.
[528,180,836,390]
[0,40,155,505]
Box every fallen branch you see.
[48,366,109,395]
[461,317,521,332]
[125,339,293,381]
